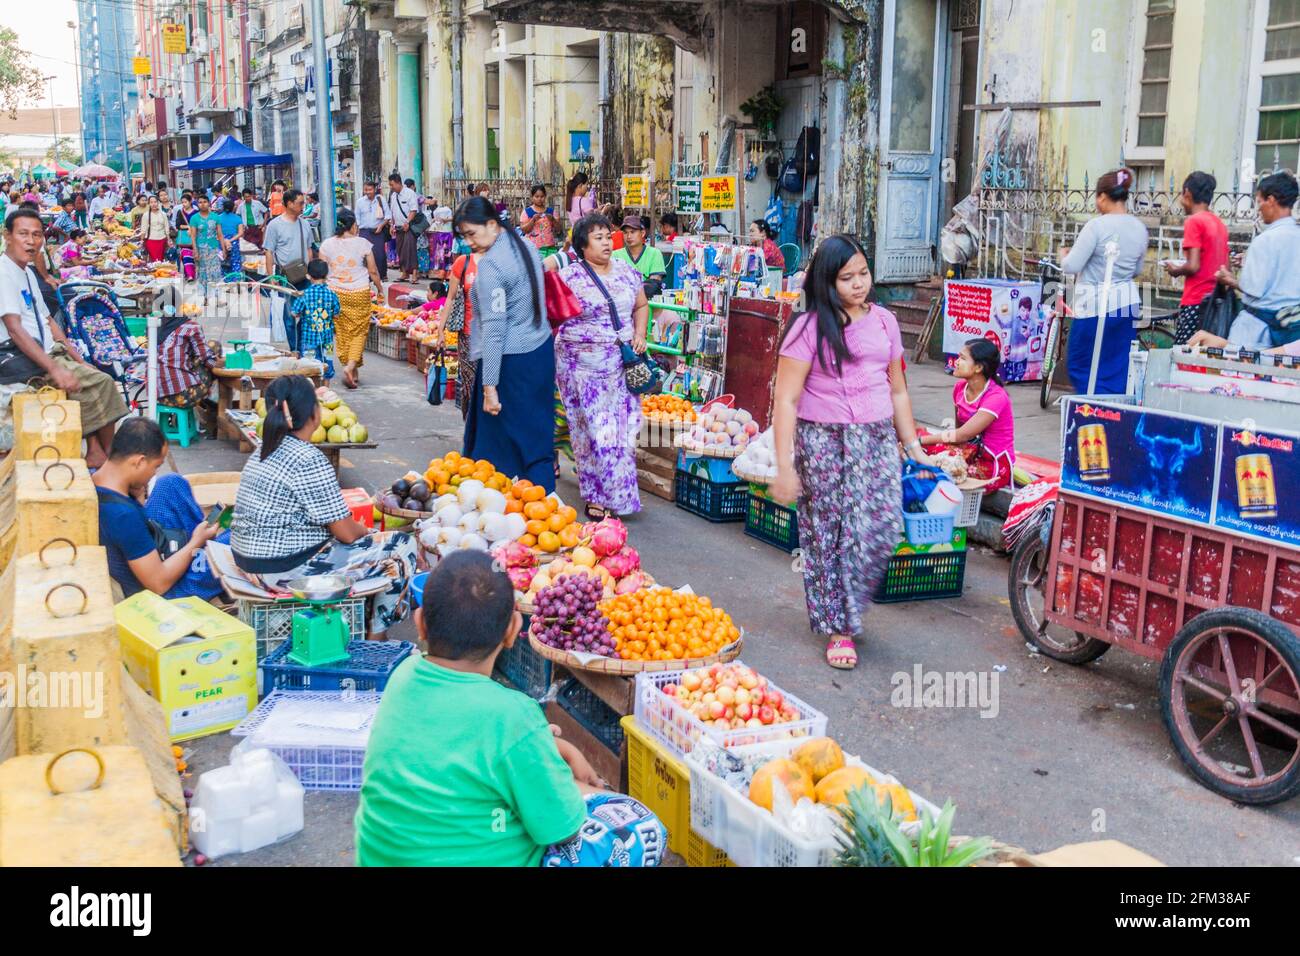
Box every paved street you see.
[179,348,1300,867]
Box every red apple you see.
[701,676,716,693]
[663,684,679,697]
[758,706,775,725]
[735,702,753,721]
[708,700,726,719]
[723,706,734,720]
[745,717,763,728]
[766,690,784,710]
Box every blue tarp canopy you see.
[170,134,292,171]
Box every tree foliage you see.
[45,136,82,167]
[0,27,45,120]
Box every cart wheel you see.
[1159,607,1300,805]
[1007,532,1110,664]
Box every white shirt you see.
[354,194,387,231]
[387,187,418,226]
[89,195,114,219]
[0,253,52,353]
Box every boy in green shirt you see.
[612,213,667,298]
[355,550,665,866]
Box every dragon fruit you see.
[599,546,641,579]
[614,570,646,595]
[508,565,538,592]
[585,517,628,558]
[495,540,537,570]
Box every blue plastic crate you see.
[556,678,625,754]
[493,616,555,699]
[260,639,415,693]
[674,468,747,522]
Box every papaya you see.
[814,766,875,806]
[748,758,813,812]
[792,737,845,784]
[873,782,918,822]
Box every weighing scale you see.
[283,575,355,667]
[225,340,255,371]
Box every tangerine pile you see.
[514,484,580,551]
[423,451,511,497]
[641,394,698,423]
[599,588,740,662]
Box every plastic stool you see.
[156,405,202,447]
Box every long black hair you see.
[965,337,1001,384]
[565,171,589,212]
[452,195,544,328]
[261,375,319,460]
[779,233,872,374]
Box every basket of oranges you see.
[512,483,582,555]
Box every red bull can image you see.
[1236,453,1278,520]
[1077,424,1110,482]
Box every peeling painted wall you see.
[607,33,676,181]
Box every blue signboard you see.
[1060,399,1220,526]
[1213,425,1300,547]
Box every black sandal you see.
[585,504,608,521]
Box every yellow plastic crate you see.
[621,716,729,867]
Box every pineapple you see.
[833,784,902,867]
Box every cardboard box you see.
[115,592,257,742]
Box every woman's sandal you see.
[826,637,858,670]
[585,504,608,521]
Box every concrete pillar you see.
[396,39,424,183]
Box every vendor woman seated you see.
[918,338,1017,490]
[229,374,417,636]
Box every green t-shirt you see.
[354,655,586,866]
[613,244,667,280]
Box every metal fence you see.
[974,182,1267,300]
[436,172,622,219]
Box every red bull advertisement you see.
[1215,427,1300,545]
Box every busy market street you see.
[6,0,1300,916]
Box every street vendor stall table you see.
[213,365,323,449]
[223,408,376,476]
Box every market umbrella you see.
[73,162,117,179]
[29,165,52,179]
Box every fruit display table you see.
[212,364,323,450]
[223,410,376,477]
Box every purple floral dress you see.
[556,260,644,514]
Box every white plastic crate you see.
[633,663,827,762]
[238,597,368,661]
[685,738,942,867]
[230,690,381,792]
[954,487,985,528]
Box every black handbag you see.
[1198,283,1238,339]
[580,261,662,396]
[409,211,431,236]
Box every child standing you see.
[291,259,340,381]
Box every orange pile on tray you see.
[641,394,698,423]
[423,451,511,497]
[599,588,740,662]
[513,483,580,551]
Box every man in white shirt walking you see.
[0,208,128,466]
[387,173,419,282]
[355,180,389,281]
[88,185,115,222]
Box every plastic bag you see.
[901,458,944,512]
[269,293,288,345]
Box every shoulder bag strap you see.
[580,260,624,333]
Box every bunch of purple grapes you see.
[529,575,615,656]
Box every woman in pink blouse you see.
[770,234,928,670]
[919,338,1017,490]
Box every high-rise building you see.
[77,0,138,172]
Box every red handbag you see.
[544,270,583,330]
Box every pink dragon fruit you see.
[586,517,628,558]
[507,565,537,591]
[496,540,537,570]
[614,570,646,595]
[599,545,641,580]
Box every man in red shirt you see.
[1166,171,1229,343]
[267,180,287,218]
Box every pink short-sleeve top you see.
[778,304,903,424]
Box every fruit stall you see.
[224,384,377,475]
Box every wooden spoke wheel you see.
[1007,531,1110,664]
[1159,607,1300,805]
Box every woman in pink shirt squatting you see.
[919,338,1017,491]
[769,234,929,670]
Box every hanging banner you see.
[162,24,188,55]
[132,57,152,76]
[622,174,648,208]
[675,179,701,213]
[700,175,737,211]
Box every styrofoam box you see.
[633,664,827,762]
[685,738,942,868]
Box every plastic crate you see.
[633,664,827,762]
[686,738,941,868]
[231,690,379,792]
[375,326,406,359]
[125,317,148,339]
[260,639,414,693]
[744,486,799,553]
[874,550,967,604]
[556,678,624,754]
[492,619,555,700]
[365,323,380,352]
[954,487,985,528]
[902,510,955,545]
[622,716,730,865]
[406,336,419,366]
[674,468,747,523]
[237,597,368,661]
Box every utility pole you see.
[67,21,83,165]
[44,76,60,168]
[310,0,335,236]
[451,0,464,176]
